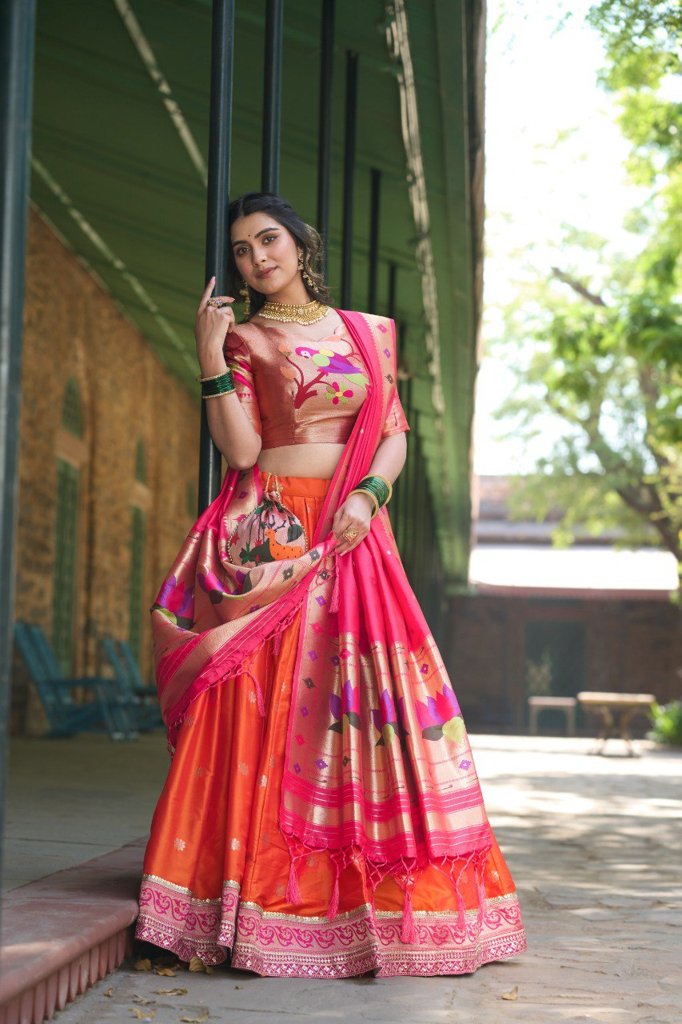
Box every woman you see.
[135,191,527,978]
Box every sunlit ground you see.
[10,732,679,1023]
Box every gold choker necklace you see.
[258,298,329,324]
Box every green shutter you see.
[134,439,146,483]
[128,506,146,659]
[62,378,83,436]
[53,459,79,673]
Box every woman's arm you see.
[332,431,407,556]
[203,384,262,471]
[366,431,407,487]
[195,277,262,470]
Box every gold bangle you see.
[202,390,237,400]
[370,473,393,504]
[348,487,380,518]
[197,369,232,382]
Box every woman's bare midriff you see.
[257,442,345,480]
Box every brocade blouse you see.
[223,316,410,451]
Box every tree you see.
[493,2,682,587]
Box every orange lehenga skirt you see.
[135,471,526,978]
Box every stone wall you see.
[12,207,200,734]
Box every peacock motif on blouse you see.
[277,335,370,409]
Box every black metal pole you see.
[367,167,381,313]
[317,0,334,283]
[404,376,415,573]
[262,0,283,192]
[0,0,37,920]
[198,0,235,514]
[340,50,358,308]
[387,260,397,319]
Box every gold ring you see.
[207,297,228,308]
[343,526,358,541]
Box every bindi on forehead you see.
[231,225,280,247]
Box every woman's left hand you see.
[332,492,374,556]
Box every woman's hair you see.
[227,192,332,321]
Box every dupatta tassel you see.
[474,847,491,930]
[450,851,476,935]
[246,670,266,718]
[286,853,303,906]
[400,883,416,944]
[329,559,340,614]
[326,848,349,920]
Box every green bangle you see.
[201,370,236,398]
[356,475,389,508]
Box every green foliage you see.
[491,2,682,588]
[588,1,682,180]
[647,700,682,746]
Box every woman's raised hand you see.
[195,275,236,376]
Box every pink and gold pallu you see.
[136,310,527,976]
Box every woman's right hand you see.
[195,275,237,376]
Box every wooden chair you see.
[528,696,577,736]
[100,636,162,732]
[14,622,137,740]
[116,639,157,700]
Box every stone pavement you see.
[10,734,682,1024]
[3,734,169,891]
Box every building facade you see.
[12,208,200,734]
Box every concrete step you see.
[0,838,145,1024]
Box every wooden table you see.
[528,696,577,736]
[576,691,656,756]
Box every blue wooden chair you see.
[14,621,138,741]
[100,636,162,731]
[117,639,157,700]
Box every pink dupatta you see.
[151,310,492,940]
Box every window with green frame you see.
[128,506,146,659]
[52,458,79,673]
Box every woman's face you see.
[231,211,300,295]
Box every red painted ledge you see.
[0,838,145,1024]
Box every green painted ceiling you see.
[29,0,482,588]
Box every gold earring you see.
[299,250,315,289]
[240,278,251,317]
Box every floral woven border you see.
[136,875,527,978]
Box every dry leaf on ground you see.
[129,1009,156,1021]
[133,959,152,972]
[180,1011,209,1024]
[500,985,519,1001]
[153,966,178,977]
[104,987,114,998]
[132,995,155,1005]
[152,987,188,996]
